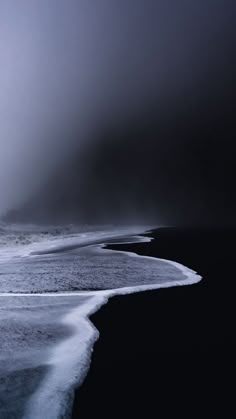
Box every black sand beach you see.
[72,227,236,418]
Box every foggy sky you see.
[0,1,235,224]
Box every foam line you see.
[0,230,202,419]
[23,294,109,419]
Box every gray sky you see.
[0,1,234,217]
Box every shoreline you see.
[72,227,236,418]
[4,227,196,419]
[0,226,200,419]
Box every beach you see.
[72,227,236,418]
[0,225,199,418]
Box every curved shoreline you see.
[0,227,202,419]
[72,227,236,419]
[24,231,201,419]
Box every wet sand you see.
[72,227,236,418]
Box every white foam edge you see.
[0,237,201,419]
[22,293,108,419]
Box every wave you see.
[23,261,200,419]
[0,226,201,419]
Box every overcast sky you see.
[0,1,234,223]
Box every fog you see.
[0,1,235,224]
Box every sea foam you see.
[23,248,201,418]
[0,227,201,419]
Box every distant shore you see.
[72,227,236,418]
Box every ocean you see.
[0,223,201,418]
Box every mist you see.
[0,1,235,225]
